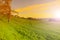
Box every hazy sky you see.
[11,0,60,18]
[12,0,55,9]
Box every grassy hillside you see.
[0,15,60,40]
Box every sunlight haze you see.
[12,0,60,18]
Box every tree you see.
[0,0,18,22]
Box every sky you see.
[12,0,55,9]
[11,0,60,18]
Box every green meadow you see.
[0,15,60,40]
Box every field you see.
[0,15,60,40]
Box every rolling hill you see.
[0,14,60,40]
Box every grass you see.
[0,15,60,40]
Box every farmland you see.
[0,15,60,40]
